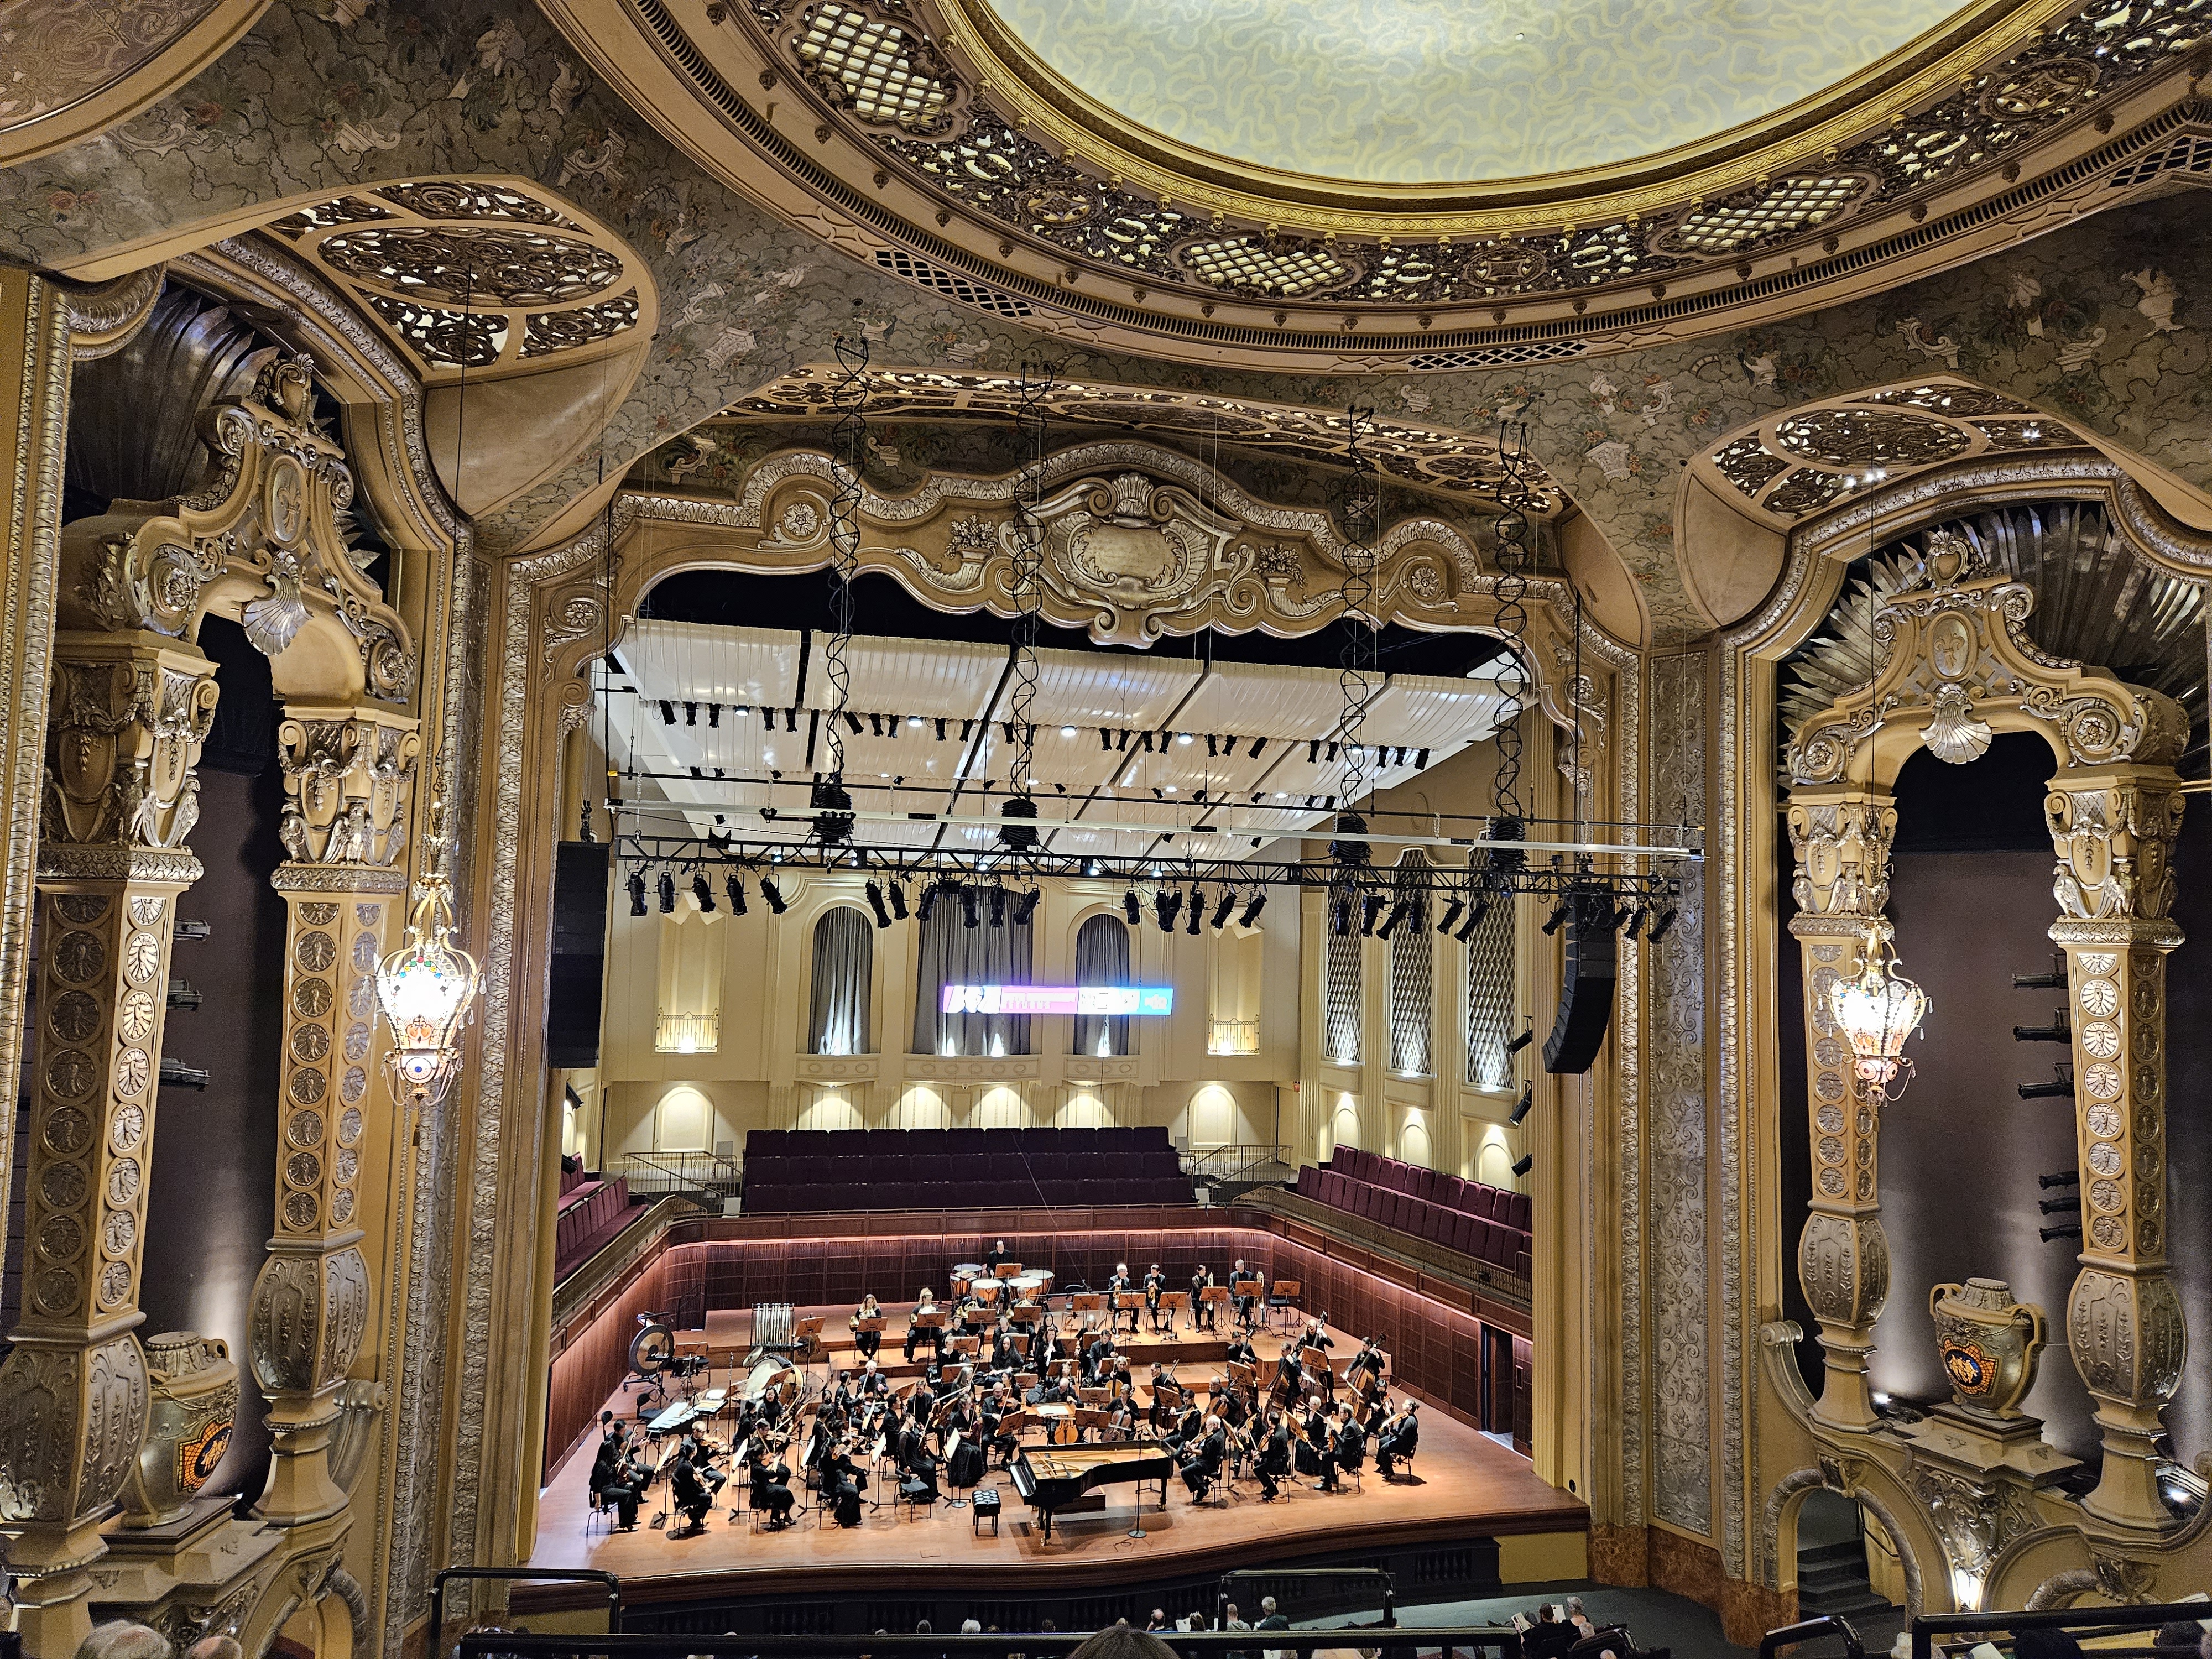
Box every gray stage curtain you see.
[1072,912,1132,1056]
[808,906,874,1055]
[910,886,1034,1055]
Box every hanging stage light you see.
[916,883,939,923]
[1210,889,1236,930]
[1624,906,1648,940]
[1359,892,1387,936]
[865,880,893,928]
[1376,899,1411,940]
[1541,896,1573,936]
[1647,907,1680,943]
[989,885,1009,928]
[657,871,677,915]
[1237,889,1266,927]
[759,877,789,915]
[1186,886,1204,936]
[627,870,648,916]
[961,886,981,929]
[1013,888,1041,926]
[1505,1026,1535,1056]
[1123,889,1143,926]
[726,873,747,915]
[1156,888,1183,933]
[692,873,716,914]
[1435,898,1465,936]
[1511,1153,1533,1178]
[1455,898,1488,943]
[1330,891,1354,936]
[1508,1082,1535,1125]
[888,881,909,920]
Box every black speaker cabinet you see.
[546,841,611,1068]
[1543,891,1618,1076]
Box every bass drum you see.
[629,1321,675,1376]
[743,1355,800,1409]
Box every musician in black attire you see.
[984,1239,1010,1274]
[1189,1264,1217,1330]
[746,1439,796,1528]
[1300,1320,1337,1399]
[1334,1402,1367,1484]
[859,1359,889,1397]
[1082,1328,1117,1385]
[1178,1413,1226,1501]
[1375,1400,1419,1478]
[683,1418,729,1503]
[979,1389,1020,1467]
[1224,1333,1259,1370]
[1300,1400,1334,1486]
[668,1449,715,1535]
[1143,1264,1167,1333]
[1255,1409,1292,1501]
[588,1428,644,1530]
[1107,1262,1136,1333]
[1230,1259,1260,1331]
[822,1438,868,1527]
[988,1324,1019,1374]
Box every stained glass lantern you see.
[1828,919,1929,1102]
[375,869,481,1114]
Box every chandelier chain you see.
[1006,359,1055,800]
[1337,405,1380,813]
[822,329,870,782]
[1490,420,1535,823]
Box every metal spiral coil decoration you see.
[822,331,870,785]
[1001,359,1055,848]
[1335,405,1380,816]
[1489,419,1537,826]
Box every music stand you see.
[951,1334,981,1360]
[943,1431,971,1509]
[1071,1291,1105,1315]
[1269,1279,1302,1332]
[1007,1302,1042,1327]
[1159,1290,1190,1334]
[994,1262,1024,1279]
[1113,1290,1143,1334]
[1200,1284,1231,1332]
[1074,1406,1108,1443]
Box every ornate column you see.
[0,632,218,1653]
[2046,766,2188,1531]
[1785,784,1898,1433]
[249,705,418,1525]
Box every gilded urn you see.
[1929,1278,2046,1421]
[120,1331,239,1527]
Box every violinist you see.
[978,1386,1020,1468]
[1178,1413,1226,1502]
[1147,1362,1178,1428]
[746,1431,795,1529]
[1297,1399,1332,1484]
[1144,1264,1168,1334]
[898,1410,941,1498]
[851,1293,883,1360]
[683,1418,729,1504]
[1334,1401,1368,1486]
[1190,1264,1217,1331]
[588,1421,645,1531]
[669,1446,716,1535]
[1225,1332,1259,1371]
[821,1433,869,1527]
[1375,1399,1419,1479]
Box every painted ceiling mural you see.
[1,0,2210,644]
[982,0,1962,184]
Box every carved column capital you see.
[1786,786,1898,935]
[41,631,218,857]
[275,704,419,869]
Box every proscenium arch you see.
[1780,524,2190,1530]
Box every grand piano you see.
[1009,1439,1174,1541]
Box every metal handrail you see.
[609,1151,741,1202]
[457,1632,1524,1658]
[1760,1615,1864,1659]
[1910,1600,2212,1658]
[432,1567,620,1641]
[1184,1144,1293,1185]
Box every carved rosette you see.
[2047,764,2188,1530]
[1786,787,1896,1432]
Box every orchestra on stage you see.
[588,1250,1422,1542]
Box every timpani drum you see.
[951,1263,985,1297]
[1009,1270,1053,1302]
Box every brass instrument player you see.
[1189,1264,1217,1331]
[1107,1262,1137,1333]
[1143,1263,1167,1334]
[851,1293,884,1360]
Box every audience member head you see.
[184,1637,243,1659]
[76,1623,172,1659]
[2152,1626,2202,1656]
[2015,1632,2088,1659]
[1068,1627,1176,1659]
[962,1620,982,1634]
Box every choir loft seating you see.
[555,1162,647,1280]
[738,1127,1191,1212]
[1298,1148,1533,1278]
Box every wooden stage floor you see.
[530,1303,1584,1604]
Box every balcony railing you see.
[607,1151,741,1210]
[1207,1017,1260,1055]
[653,1011,719,1053]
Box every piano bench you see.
[899,1478,936,1521]
[972,1486,1001,1536]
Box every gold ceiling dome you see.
[555,0,2212,365]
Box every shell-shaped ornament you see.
[1919,682,1992,766]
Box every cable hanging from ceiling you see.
[812,321,869,848]
[999,358,1055,854]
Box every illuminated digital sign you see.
[940,984,1173,1016]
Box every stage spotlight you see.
[658,700,676,726]
[627,870,648,916]
[1013,888,1042,925]
[1237,890,1267,927]
[888,881,908,920]
[989,886,1008,928]
[1210,890,1236,930]
[1511,1154,1533,1178]
[1435,898,1465,935]
[1624,906,1648,940]
[1541,896,1573,936]
[865,880,893,928]
[961,886,981,929]
[1647,907,1680,943]
[656,872,676,915]
[684,701,698,726]
[1376,899,1411,940]
[916,884,939,923]
[726,874,747,916]
[1359,893,1387,936]
[1505,1027,1534,1056]
[692,873,716,914]
[1508,1083,1535,1126]
[1330,893,1354,936]
[1455,898,1488,943]
[1186,887,1204,935]
[1124,889,1143,925]
[759,877,790,915]
[1155,888,1183,932]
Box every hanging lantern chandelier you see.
[1828,919,1929,1102]
[376,848,482,1132]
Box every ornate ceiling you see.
[549,0,2212,367]
[977,0,1962,186]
